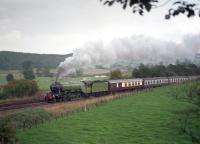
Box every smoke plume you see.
[56,34,200,80]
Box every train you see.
[45,75,200,102]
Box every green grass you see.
[0,70,23,85]
[17,86,198,144]
[0,74,109,95]
[0,74,6,85]
[0,69,109,91]
[35,77,55,91]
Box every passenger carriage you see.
[108,79,143,92]
[143,77,168,88]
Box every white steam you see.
[56,34,200,79]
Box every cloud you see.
[0,0,200,54]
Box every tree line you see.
[132,62,200,78]
[110,62,200,79]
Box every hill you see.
[0,51,72,70]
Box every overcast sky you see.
[0,0,199,54]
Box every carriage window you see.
[122,83,125,87]
[116,83,119,88]
[126,82,129,87]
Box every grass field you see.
[0,69,109,91]
[0,75,6,85]
[0,70,23,85]
[17,86,198,144]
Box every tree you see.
[110,69,123,79]
[6,74,14,82]
[22,61,35,80]
[132,63,152,78]
[100,0,200,19]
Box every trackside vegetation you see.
[0,109,53,144]
[0,80,38,99]
[17,82,200,144]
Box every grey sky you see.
[0,0,199,54]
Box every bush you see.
[0,118,18,144]
[175,107,200,142]
[1,79,38,99]
[171,82,200,143]
[196,85,200,106]
[6,109,53,129]
[6,74,14,82]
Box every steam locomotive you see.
[45,75,200,102]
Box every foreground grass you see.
[17,86,197,144]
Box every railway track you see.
[0,89,150,112]
[0,100,47,111]
[0,97,89,112]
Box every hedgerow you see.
[0,79,38,99]
[6,109,53,129]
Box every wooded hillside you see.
[0,51,72,70]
